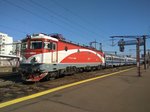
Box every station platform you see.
[0,67,150,112]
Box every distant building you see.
[0,32,13,55]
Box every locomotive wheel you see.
[46,72,58,81]
[65,66,77,75]
[75,68,80,73]
[72,66,77,74]
[85,66,91,72]
[79,68,84,72]
[97,65,102,70]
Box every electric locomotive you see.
[19,33,105,81]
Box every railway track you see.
[0,65,134,103]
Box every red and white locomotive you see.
[20,33,105,81]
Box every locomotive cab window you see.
[30,41,42,49]
[44,42,52,49]
[52,43,57,50]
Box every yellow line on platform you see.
[0,68,134,108]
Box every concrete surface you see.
[0,67,12,73]
[0,67,150,112]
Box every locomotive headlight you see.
[31,56,40,63]
[35,56,40,62]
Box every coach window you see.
[107,57,111,60]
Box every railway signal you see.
[118,39,125,52]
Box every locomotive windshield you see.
[30,41,42,49]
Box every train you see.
[19,33,136,82]
[105,54,136,67]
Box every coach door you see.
[52,42,57,63]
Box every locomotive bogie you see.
[19,63,103,81]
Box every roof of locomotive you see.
[49,33,103,52]
[22,33,103,53]
[30,33,58,41]
[22,33,58,42]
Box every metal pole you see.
[95,40,96,49]
[99,43,102,51]
[143,36,146,70]
[148,51,150,69]
[137,38,141,77]
[0,43,2,66]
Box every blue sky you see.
[0,0,150,56]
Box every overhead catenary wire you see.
[28,0,106,38]
[2,0,111,46]
[3,0,81,38]
[50,0,111,44]
[4,0,102,43]
[3,0,103,43]
[51,0,110,36]
[0,13,42,32]
[26,0,91,36]
[0,24,28,34]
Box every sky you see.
[0,0,150,56]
